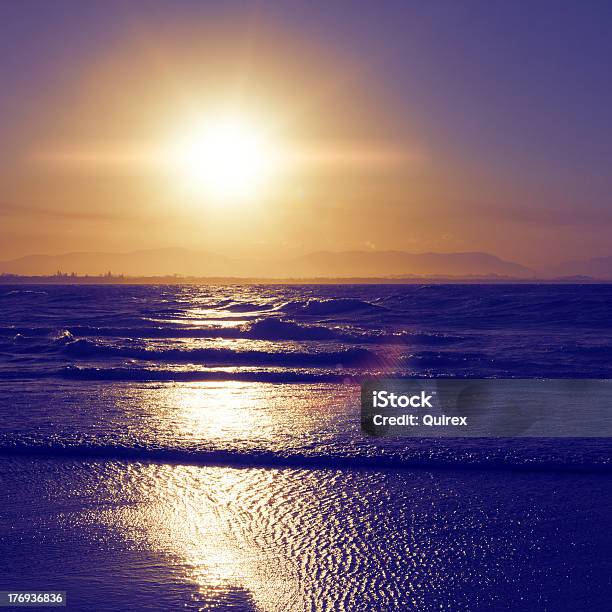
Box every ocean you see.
[1,284,611,610]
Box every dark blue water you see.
[0,284,611,610]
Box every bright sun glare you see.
[169,113,280,203]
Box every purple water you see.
[1,284,611,610]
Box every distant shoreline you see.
[0,274,609,285]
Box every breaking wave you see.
[0,320,463,346]
[62,339,380,367]
[57,366,349,383]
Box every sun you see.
[169,112,281,203]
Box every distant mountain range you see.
[0,247,611,279]
[285,251,534,278]
[0,248,533,278]
[544,256,612,279]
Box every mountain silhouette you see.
[0,248,536,278]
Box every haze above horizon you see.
[1,247,611,279]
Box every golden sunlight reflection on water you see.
[91,459,517,611]
[145,317,251,328]
[167,382,277,442]
[88,382,368,609]
[81,382,522,609]
[127,381,356,449]
[98,465,307,609]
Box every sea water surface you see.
[0,284,611,610]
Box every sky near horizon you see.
[1,1,612,267]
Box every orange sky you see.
[2,4,612,267]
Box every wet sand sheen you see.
[1,458,610,611]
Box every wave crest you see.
[62,340,381,367]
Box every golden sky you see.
[2,4,612,267]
